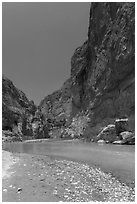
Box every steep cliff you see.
[71,2,135,127]
[39,78,72,137]
[4,2,134,141]
[39,2,135,140]
[38,2,135,140]
[2,75,37,137]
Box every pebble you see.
[3,153,134,202]
[17,188,22,193]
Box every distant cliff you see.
[39,78,72,137]
[2,75,37,136]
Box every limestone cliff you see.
[2,75,37,137]
[71,2,135,126]
[39,79,72,137]
[39,2,135,139]
[4,3,134,141]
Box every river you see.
[3,139,135,186]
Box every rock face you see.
[3,3,134,142]
[39,78,72,136]
[39,3,135,140]
[71,2,135,126]
[2,75,37,138]
[31,109,49,139]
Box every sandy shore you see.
[2,151,20,179]
[2,150,135,202]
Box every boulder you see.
[126,136,135,145]
[97,124,116,143]
[121,132,135,145]
[113,131,135,145]
[115,118,128,137]
[120,131,134,140]
[113,140,123,145]
[97,139,105,144]
[97,124,115,137]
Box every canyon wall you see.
[2,75,37,138]
[71,2,135,124]
[3,3,135,141]
[39,2,135,139]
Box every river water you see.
[3,140,135,186]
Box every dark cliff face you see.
[2,75,37,134]
[71,2,135,125]
[39,78,72,130]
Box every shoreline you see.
[3,136,135,145]
[2,150,19,179]
[2,150,135,202]
[3,140,135,187]
[23,138,78,143]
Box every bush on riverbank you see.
[2,130,22,142]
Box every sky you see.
[2,2,90,105]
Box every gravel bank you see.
[2,151,135,202]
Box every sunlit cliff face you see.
[70,2,135,124]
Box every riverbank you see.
[2,150,135,202]
[2,151,19,179]
[23,138,78,143]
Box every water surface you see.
[3,140,135,185]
